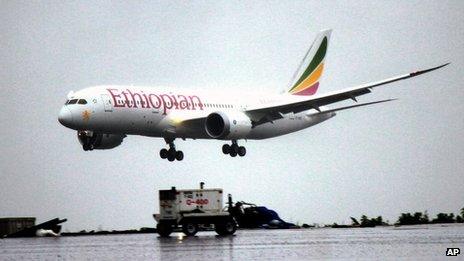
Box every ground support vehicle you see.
[154,185,237,237]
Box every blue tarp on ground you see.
[235,206,295,228]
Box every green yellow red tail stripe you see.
[288,30,330,96]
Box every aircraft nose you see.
[58,107,74,127]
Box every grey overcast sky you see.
[1,1,463,231]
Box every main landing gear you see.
[159,138,184,161]
[222,140,246,157]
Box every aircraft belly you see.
[95,108,164,135]
[86,105,334,141]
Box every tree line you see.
[395,208,464,225]
[330,207,464,228]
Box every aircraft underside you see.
[76,111,334,162]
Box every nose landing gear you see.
[222,140,246,157]
[78,130,95,151]
[160,138,184,161]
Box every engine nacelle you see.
[77,131,126,150]
[205,111,252,139]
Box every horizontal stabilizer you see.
[320,99,397,114]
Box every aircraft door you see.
[101,94,113,112]
[145,99,162,132]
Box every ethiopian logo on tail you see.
[288,36,328,96]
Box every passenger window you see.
[68,99,78,104]
[78,99,87,104]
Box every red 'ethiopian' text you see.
[107,88,204,115]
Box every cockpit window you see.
[78,99,87,104]
[68,99,78,104]
[64,100,69,105]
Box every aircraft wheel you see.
[231,144,239,153]
[230,150,237,157]
[238,146,246,157]
[167,148,176,161]
[175,150,184,161]
[83,144,92,151]
[222,144,230,154]
[160,148,168,159]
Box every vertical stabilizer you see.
[288,29,331,96]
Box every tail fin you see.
[288,29,331,96]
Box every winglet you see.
[410,62,450,77]
[347,62,450,91]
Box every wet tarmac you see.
[1,224,463,260]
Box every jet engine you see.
[205,111,252,139]
[77,131,126,150]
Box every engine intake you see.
[205,112,252,139]
[205,112,229,138]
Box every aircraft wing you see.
[245,63,449,125]
[167,110,208,134]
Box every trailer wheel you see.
[182,223,198,236]
[157,223,173,237]
[215,219,237,236]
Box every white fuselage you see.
[58,85,335,140]
[56,29,447,161]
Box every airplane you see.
[58,29,448,162]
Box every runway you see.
[1,224,463,260]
